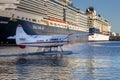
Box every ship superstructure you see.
[0,0,88,44]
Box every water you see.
[0,41,120,80]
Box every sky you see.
[71,0,120,33]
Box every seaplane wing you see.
[8,24,90,48]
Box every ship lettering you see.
[33,25,44,30]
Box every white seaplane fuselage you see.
[17,34,68,47]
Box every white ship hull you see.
[89,33,109,41]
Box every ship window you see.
[50,22,53,25]
[29,18,31,21]
[26,18,28,20]
[54,23,57,26]
[32,19,36,22]
[22,17,24,20]
[17,16,20,19]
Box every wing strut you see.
[36,46,65,53]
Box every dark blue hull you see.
[0,16,88,45]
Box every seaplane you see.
[8,24,91,54]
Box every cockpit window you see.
[50,38,59,41]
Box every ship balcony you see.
[0,0,20,4]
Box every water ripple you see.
[0,41,120,80]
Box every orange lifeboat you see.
[48,18,67,24]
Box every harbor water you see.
[0,41,120,80]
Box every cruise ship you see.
[0,0,88,45]
[86,7,111,41]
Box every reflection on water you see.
[0,41,120,80]
[0,54,71,80]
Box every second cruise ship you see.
[86,7,111,41]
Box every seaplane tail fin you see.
[16,24,29,45]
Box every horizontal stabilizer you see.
[7,36,16,39]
